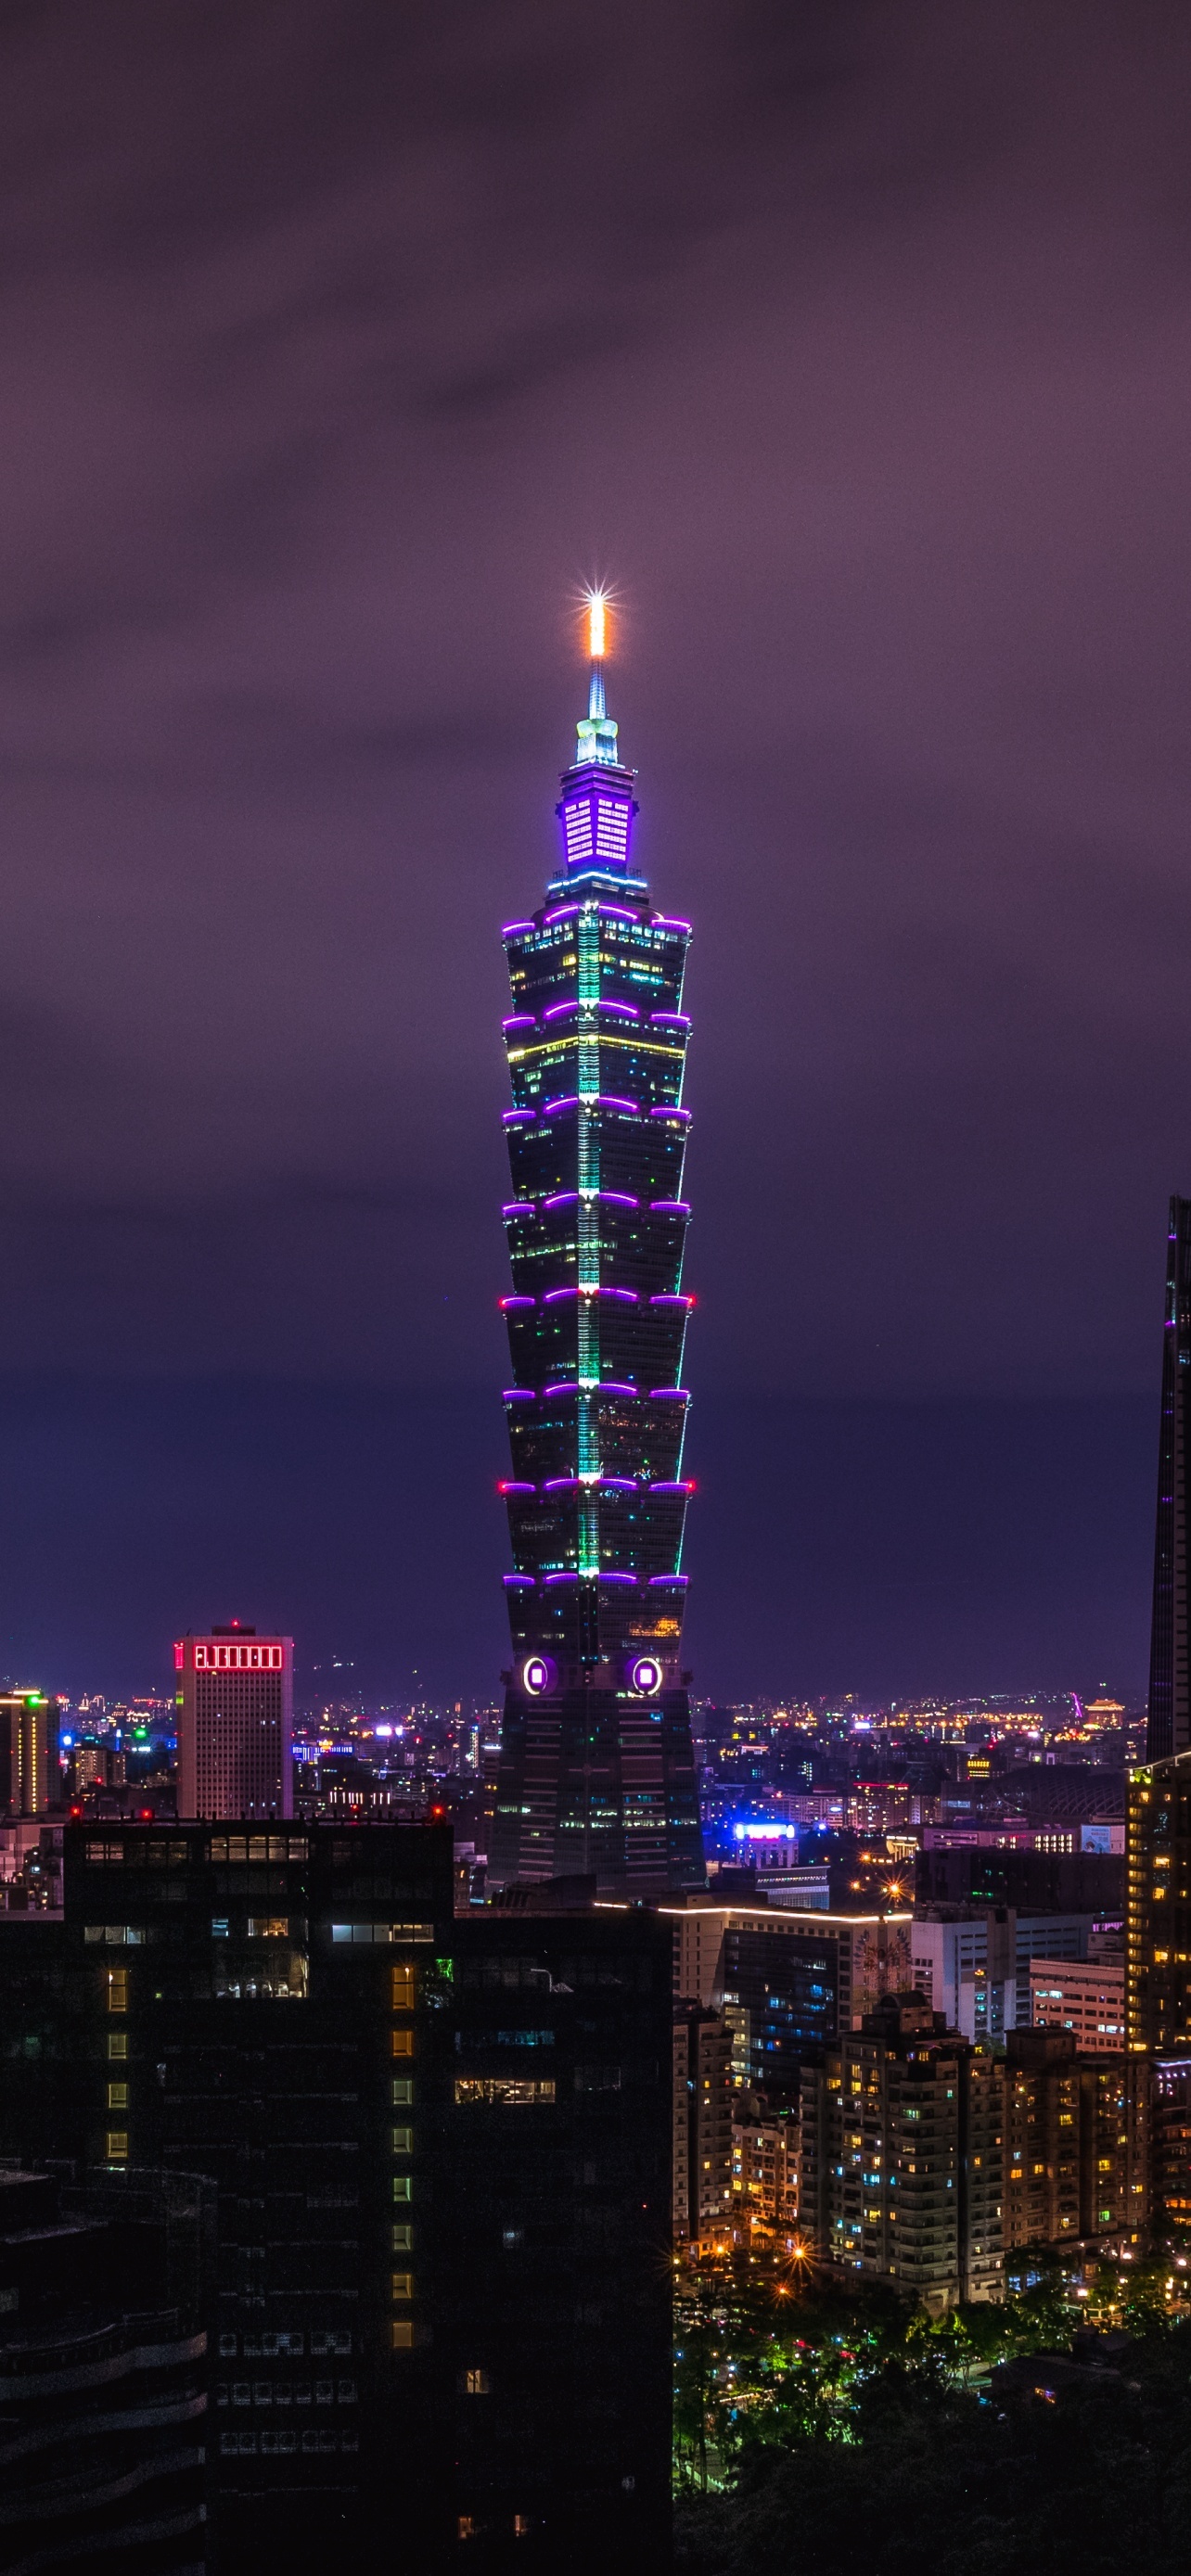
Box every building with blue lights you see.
[489,622,705,1896]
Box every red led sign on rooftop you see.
[188,1641,286,1673]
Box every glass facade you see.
[490,647,704,1895]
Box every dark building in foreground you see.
[490,612,703,1897]
[0,2163,212,2576]
[0,1822,672,2572]
[1148,1196,1191,1762]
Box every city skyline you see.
[0,6,1183,1698]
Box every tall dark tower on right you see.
[1147,1196,1191,1759]
[489,596,705,1896]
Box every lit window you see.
[391,2126,413,2154]
[391,2031,414,2059]
[108,2033,128,2061]
[107,2082,128,2111]
[391,2272,414,2301]
[391,2321,414,2351]
[106,2130,129,2161]
[463,2368,491,2395]
[454,2079,556,2106]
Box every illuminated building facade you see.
[1002,2027,1141,2248]
[0,1690,58,1816]
[490,606,703,1895]
[672,2003,733,2247]
[176,1626,293,1821]
[801,1994,1004,2311]
[1148,1195,1191,1759]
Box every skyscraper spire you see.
[574,589,621,768]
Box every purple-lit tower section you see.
[488,629,705,1895]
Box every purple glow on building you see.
[493,631,702,1899]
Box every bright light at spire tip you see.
[586,591,608,660]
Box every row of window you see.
[218,2331,351,2357]
[85,1834,310,1866]
[221,2429,356,2455]
[217,2379,355,2405]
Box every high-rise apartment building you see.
[490,606,703,1897]
[1148,1196,1191,1760]
[731,2095,800,2235]
[0,1691,58,1816]
[1126,1751,1191,2058]
[672,2004,733,2248]
[1002,2027,1142,2249]
[800,1994,1004,2312]
[175,1626,293,1821]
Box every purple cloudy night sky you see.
[0,0,1186,1700]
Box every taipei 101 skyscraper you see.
[489,598,706,1894]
